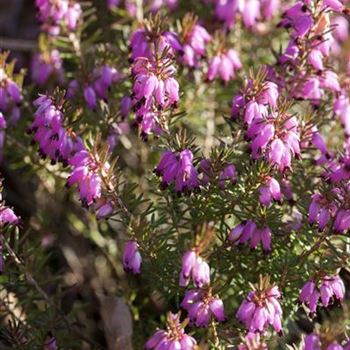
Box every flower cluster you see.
[181,288,225,327]
[132,57,179,109]
[36,0,82,36]
[146,312,196,350]
[155,150,199,194]
[129,27,180,62]
[259,176,281,206]
[308,193,336,231]
[307,135,350,234]
[303,333,350,350]
[177,16,211,68]
[228,220,272,251]
[232,75,302,171]
[334,94,350,136]
[0,196,19,228]
[0,63,22,126]
[299,275,345,315]
[67,65,121,110]
[236,279,282,334]
[212,0,280,29]
[122,240,142,274]
[31,49,64,87]
[107,0,178,14]
[32,94,115,215]
[179,249,210,288]
[207,48,242,83]
[238,332,267,350]
[67,150,113,207]
[277,1,344,105]
[31,95,83,164]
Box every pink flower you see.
[179,250,210,288]
[207,49,242,82]
[228,220,272,251]
[308,194,335,231]
[36,0,81,36]
[31,94,84,164]
[123,240,142,274]
[218,164,237,189]
[146,312,197,349]
[304,333,321,350]
[259,177,281,206]
[181,289,225,327]
[180,23,211,67]
[156,150,199,194]
[299,276,345,314]
[237,283,282,334]
[68,150,112,206]
[0,207,19,226]
[131,55,179,135]
[31,50,64,86]
[84,86,97,110]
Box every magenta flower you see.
[334,94,350,136]
[131,55,179,135]
[69,65,120,109]
[324,0,345,12]
[146,312,197,349]
[279,40,300,65]
[179,250,210,288]
[94,199,114,220]
[207,49,242,83]
[67,150,112,206]
[308,194,336,231]
[123,240,142,274]
[44,333,58,350]
[120,96,132,118]
[332,16,349,43]
[66,80,79,99]
[107,0,120,10]
[218,164,237,189]
[156,150,199,194]
[0,207,19,226]
[132,57,179,109]
[238,332,267,350]
[280,3,313,38]
[259,177,281,207]
[334,208,350,233]
[215,0,280,29]
[180,23,211,68]
[231,79,278,124]
[236,282,282,334]
[246,114,300,171]
[228,221,272,251]
[261,0,280,20]
[181,288,225,327]
[0,68,22,121]
[83,86,97,110]
[304,333,321,350]
[36,0,81,36]
[31,95,84,164]
[299,275,345,315]
[307,49,324,71]
[129,28,180,62]
[198,159,213,186]
[31,50,64,86]
[149,0,178,12]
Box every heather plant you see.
[1,0,350,349]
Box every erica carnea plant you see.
[0,0,350,349]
